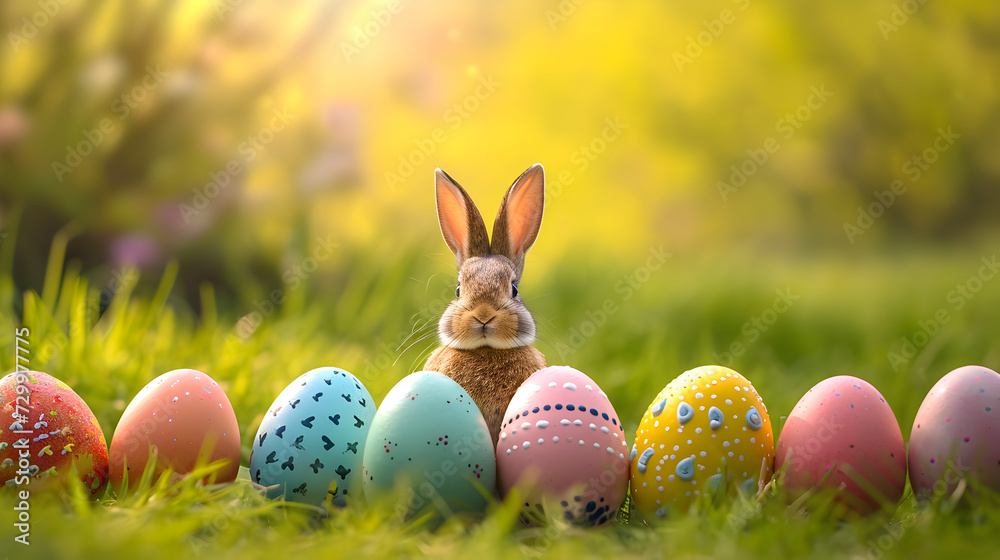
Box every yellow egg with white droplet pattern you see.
[629,365,774,518]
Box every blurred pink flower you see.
[0,106,28,147]
[110,235,160,267]
[298,103,363,193]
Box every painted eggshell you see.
[250,367,376,506]
[109,369,240,490]
[362,371,495,518]
[630,365,774,518]
[0,371,109,497]
[496,366,629,526]
[775,375,905,514]
[908,365,1000,497]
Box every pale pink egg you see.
[908,365,1000,498]
[496,366,629,526]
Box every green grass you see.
[1,231,999,559]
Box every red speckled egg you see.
[496,366,629,526]
[109,369,240,491]
[775,376,906,514]
[0,371,109,498]
[908,365,1000,498]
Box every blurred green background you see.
[2,1,1000,558]
[2,0,998,302]
[0,0,998,409]
[0,0,997,450]
[2,0,999,431]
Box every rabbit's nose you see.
[471,307,496,325]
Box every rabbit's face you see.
[438,255,536,350]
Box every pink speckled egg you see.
[908,365,1000,498]
[109,369,240,492]
[775,376,906,514]
[496,366,629,526]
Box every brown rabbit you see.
[425,164,548,446]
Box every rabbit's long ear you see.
[491,163,545,279]
[435,168,491,266]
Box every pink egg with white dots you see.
[908,365,1000,498]
[496,366,629,526]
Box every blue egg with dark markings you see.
[250,367,376,506]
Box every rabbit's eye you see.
[511,282,518,298]
[455,286,461,298]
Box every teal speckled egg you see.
[362,371,495,519]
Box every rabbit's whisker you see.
[395,316,439,352]
[407,343,439,374]
[394,330,440,366]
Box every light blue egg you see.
[362,371,496,518]
[250,367,375,506]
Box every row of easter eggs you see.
[252,365,629,523]
[0,369,242,497]
[629,364,1000,519]
[1,364,998,524]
